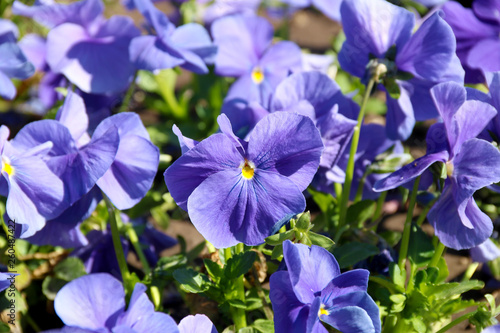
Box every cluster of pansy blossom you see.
[4,0,500,331]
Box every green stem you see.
[372,191,387,225]
[225,245,247,330]
[103,193,130,282]
[119,72,137,113]
[429,241,446,268]
[354,171,369,203]
[252,267,273,321]
[398,176,420,269]
[155,69,185,119]
[24,313,41,332]
[126,225,151,275]
[435,312,475,333]
[462,262,479,282]
[338,78,376,229]
[150,285,162,310]
[415,197,437,227]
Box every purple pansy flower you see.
[220,99,269,139]
[272,72,358,170]
[14,0,141,94]
[374,82,500,250]
[203,0,261,24]
[0,126,66,238]
[129,0,217,74]
[164,112,323,248]
[484,324,500,333]
[71,227,128,279]
[339,0,464,140]
[0,19,35,100]
[470,239,500,263]
[178,314,218,333]
[279,0,342,21]
[269,240,381,333]
[442,1,500,83]
[53,273,178,332]
[0,272,17,293]
[211,14,302,108]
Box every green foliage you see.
[42,257,87,301]
[332,242,379,268]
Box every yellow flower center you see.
[446,161,454,177]
[1,157,14,177]
[251,67,265,85]
[318,304,329,317]
[241,160,255,179]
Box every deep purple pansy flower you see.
[211,14,302,108]
[178,314,218,333]
[269,240,381,333]
[279,0,342,21]
[339,0,464,140]
[53,273,178,332]
[129,0,217,74]
[470,239,500,263]
[14,0,141,94]
[374,82,500,250]
[442,1,500,83]
[0,126,66,238]
[0,19,35,100]
[164,112,323,248]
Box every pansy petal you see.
[269,271,310,333]
[97,134,158,210]
[172,125,199,154]
[451,101,497,155]
[272,71,343,118]
[259,41,302,86]
[129,35,185,72]
[384,84,415,141]
[429,184,493,250]
[18,33,46,72]
[170,23,217,65]
[0,71,17,100]
[468,39,500,73]
[312,0,342,21]
[165,133,243,211]
[430,81,466,141]
[225,73,274,108]
[178,314,218,333]
[452,139,500,216]
[221,99,269,139]
[322,303,379,333]
[317,110,356,169]
[338,0,414,77]
[247,112,323,191]
[12,0,104,29]
[397,12,456,81]
[0,42,35,79]
[283,241,341,304]
[373,150,449,192]
[470,239,500,263]
[306,297,326,333]
[54,273,126,330]
[26,187,100,248]
[212,15,272,70]
[320,269,369,301]
[56,91,89,143]
[188,169,306,248]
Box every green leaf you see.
[308,188,336,213]
[227,299,247,309]
[407,224,434,267]
[308,232,335,251]
[154,254,188,279]
[42,276,67,301]
[54,257,87,281]
[204,259,223,282]
[187,241,206,262]
[224,252,257,279]
[245,297,263,311]
[173,268,210,293]
[265,230,295,246]
[252,319,275,333]
[295,211,311,231]
[346,200,376,227]
[390,263,406,289]
[0,322,10,332]
[426,280,484,300]
[271,244,283,261]
[384,78,401,99]
[238,328,255,333]
[332,242,379,268]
